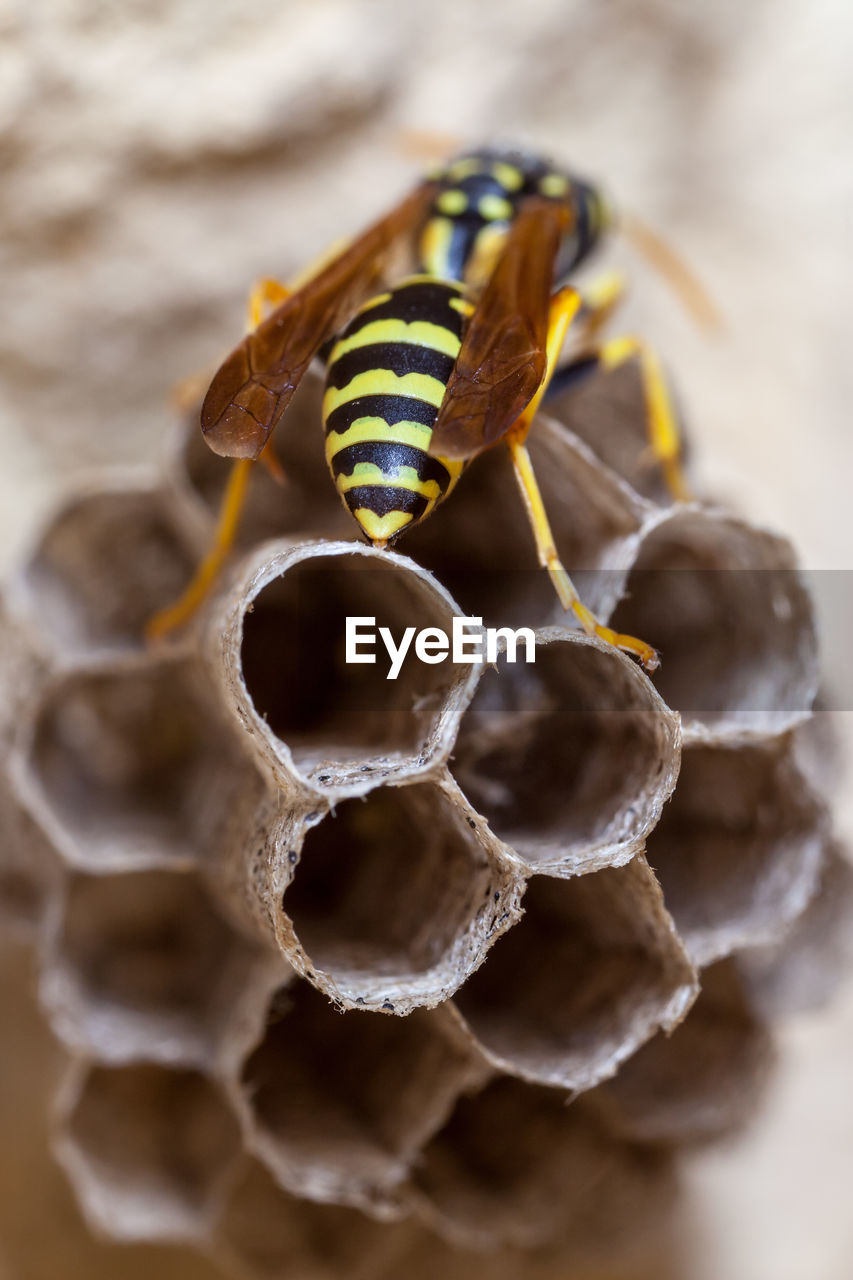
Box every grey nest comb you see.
[0,364,847,1280]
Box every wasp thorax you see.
[419,148,608,287]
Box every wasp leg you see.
[599,335,689,502]
[575,269,627,340]
[511,285,584,443]
[507,286,660,673]
[548,338,689,503]
[146,279,293,642]
[547,269,690,502]
[246,277,291,329]
[146,458,253,642]
[507,435,659,672]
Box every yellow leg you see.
[506,284,660,673]
[599,335,690,501]
[547,272,690,502]
[246,277,291,330]
[507,436,659,672]
[576,270,627,342]
[511,285,584,445]
[147,278,293,643]
[258,438,287,487]
[146,459,253,642]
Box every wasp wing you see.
[201,181,437,459]
[427,198,568,462]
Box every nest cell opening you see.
[740,845,853,1018]
[178,374,352,548]
[282,782,507,1007]
[414,1077,670,1252]
[58,1063,241,1242]
[28,661,255,870]
[241,982,478,1206]
[239,554,464,776]
[451,638,678,872]
[403,415,642,629]
[609,510,816,732]
[218,1158,401,1280]
[645,742,824,964]
[44,870,266,1065]
[453,861,695,1091]
[598,960,773,1144]
[23,487,197,654]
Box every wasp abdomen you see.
[323,277,469,543]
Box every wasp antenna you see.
[621,211,724,334]
[395,128,464,164]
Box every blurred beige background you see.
[2,1,852,1277]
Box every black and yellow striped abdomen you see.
[323,276,470,544]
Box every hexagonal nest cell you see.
[24,658,263,871]
[41,868,276,1067]
[239,981,484,1212]
[278,778,522,1010]
[452,857,697,1091]
[215,1158,408,1280]
[450,631,680,874]
[18,479,199,658]
[411,1075,674,1251]
[645,739,825,964]
[231,544,476,791]
[609,508,817,736]
[595,959,775,1145]
[55,1061,241,1243]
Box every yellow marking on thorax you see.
[323,369,447,416]
[419,216,454,279]
[464,224,509,290]
[491,161,524,190]
[478,193,513,221]
[539,173,569,197]
[325,417,432,456]
[329,317,461,363]
[437,189,468,215]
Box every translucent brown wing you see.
[427,197,569,462]
[201,181,437,459]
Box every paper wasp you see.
[150,145,717,670]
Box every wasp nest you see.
[0,365,844,1279]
